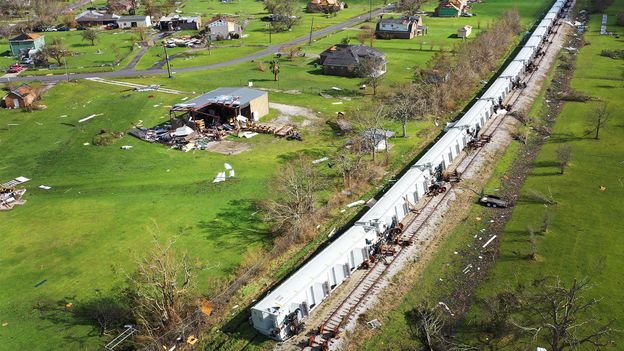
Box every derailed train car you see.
[250,0,570,341]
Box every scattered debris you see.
[38,185,51,190]
[34,279,47,288]
[120,145,133,150]
[78,113,103,123]
[599,185,606,192]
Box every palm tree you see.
[269,60,280,81]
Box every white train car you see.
[250,0,569,341]
[251,225,379,340]
[358,167,426,230]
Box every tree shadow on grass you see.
[197,199,272,254]
[532,160,559,168]
[548,132,587,143]
[32,292,131,347]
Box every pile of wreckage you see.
[1,177,28,211]
[164,36,203,48]
[130,87,301,152]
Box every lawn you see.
[16,29,138,75]
[360,4,624,350]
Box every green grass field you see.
[0,0,559,349]
[361,4,624,350]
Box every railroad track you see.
[310,11,570,350]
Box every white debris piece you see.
[346,200,365,208]
[121,145,133,150]
[312,157,329,164]
[38,185,51,190]
[78,113,103,123]
[213,172,226,183]
[482,235,497,248]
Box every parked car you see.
[56,25,70,31]
[105,23,119,30]
[479,195,508,208]
[77,25,87,30]
[461,12,475,17]
[7,63,24,73]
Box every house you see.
[319,44,387,78]
[75,10,120,26]
[458,25,472,38]
[205,16,242,41]
[375,16,427,39]
[307,0,344,13]
[2,84,37,109]
[170,87,269,126]
[159,15,202,31]
[117,15,151,28]
[8,33,45,58]
[362,128,395,152]
[434,0,467,17]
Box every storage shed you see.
[170,87,269,124]
[457,25,472,38]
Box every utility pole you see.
[369,0,372,21]
[64,56,69,82]
[268,23,272,44]
[308,17,314,45]
[163,44,172,78]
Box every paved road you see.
[1,5,393,84]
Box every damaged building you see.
[170,87,269,125]
[130,87,271,151]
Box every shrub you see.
[600,49,624,59]
[616,12,624,26]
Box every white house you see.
[117,15,152,28]
[205,16,242,41]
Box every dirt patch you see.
[204,140,250,155]
[269,102,321,128]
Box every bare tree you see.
[356,56,386,96]
[592,102,610,140]
[42,38,71,66]
[513,277,617,351]
[556,144,572,174]
[334,148,365,189]
[357,25,376,47]
[405,304,449,350]
[264,0,301,32]
[263,158,323,242]
[351,104,388,162]
[387,83,429,137]
[125,236,198,348]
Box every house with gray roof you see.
[75,10,120,26]
[170,87,269,124]
[319,44,387,78]
[376,16,427,39]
